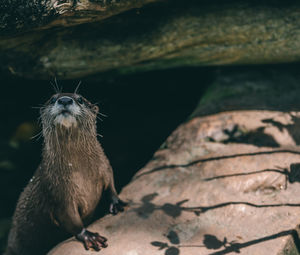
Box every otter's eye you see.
[50,97,57,104]
[77,97,83,104]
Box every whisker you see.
[98,112,107,117]
[74,81,82,94]
[93,102,107,116]
[54,77,63,93]
[31,105,45,110]
[30,130,43,141]
[50,81,59,94]
[96,115,104,122]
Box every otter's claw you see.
[109,198,127,215]
[76,229,107,251]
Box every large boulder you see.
[48,69,300,255]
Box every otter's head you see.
[40,93,99,131]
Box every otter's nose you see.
[57,96,73,106]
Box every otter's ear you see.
[92,105,99,114]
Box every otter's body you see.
[5,93,124,255]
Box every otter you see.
[5,92,125,255]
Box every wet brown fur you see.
[5,93,118,255]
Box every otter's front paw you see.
[76,229,107,251]
[109,198,127,215]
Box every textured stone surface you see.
[0,0,157,34]
[48,109,300,255]
[2,1,300,79]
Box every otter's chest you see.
[70,170,103,217]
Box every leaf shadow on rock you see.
[133,193,189,219]
[203,235,229,250]
[262,115,300,145]
[152,230,204,255]
[208,124,280,148]
[151,229,300,255]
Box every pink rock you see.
[49,110,300,255]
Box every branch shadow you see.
[151,229,300,255]
[207,229,300,255]
[203,168,288,181]
[134,149,300,180]
[203,162,300,187]
[133,193,300,219]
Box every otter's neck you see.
[42,127,101,173]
